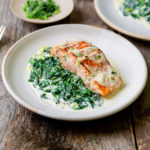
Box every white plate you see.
[10,0,74,24]
[2,24,147,121]
[94,0,150,41]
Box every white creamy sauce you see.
[93,69,121,87]
[29,82,70,109]
[114,0,150,30]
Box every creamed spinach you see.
[120,0,150,24]
[28,47,103,110]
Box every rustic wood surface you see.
[0,0,150,150]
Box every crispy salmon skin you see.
[50,40,122,96]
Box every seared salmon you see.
[51,40,122,96]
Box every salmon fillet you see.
[50,40,122,96]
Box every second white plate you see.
[2,24,147,121]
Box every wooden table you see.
[0,0,150,149]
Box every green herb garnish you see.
[63,55,67,61]
[70,48,75,51]
[76,53,83,57]
[23,0,60,20]
[111,70,116,74]
[28,48,103,110]
[97,55,101,59]
[91,73,95,77]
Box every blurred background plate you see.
[94,0,150,41]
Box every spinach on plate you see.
[28,47,103,110]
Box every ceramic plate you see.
[94,0,150,41]
[10,0,74,24]
[2,24,147,121]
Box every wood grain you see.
[0,0,149,150]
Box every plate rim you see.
[2,24,148,121]
[10,0,74,24]
[94,0,150,41]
